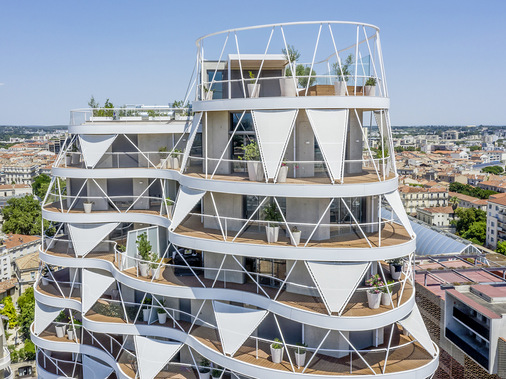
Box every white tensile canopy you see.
[134,335,183,379]
[78,134,117,168]
[68,222,119,258]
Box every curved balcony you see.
[32,307,438,379]
[39,238,415,330]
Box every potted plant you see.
[277,162,289,183]
[365,274,383,309]
[165,197,173,218]
[247,71,260,98]
[198,357,211,379]
[290,226,301,246]
[263,203,282,243]
[170,148,183,170]
[54,311,67,338]
[204,86,214,100]
[387,258,403,280]
[381,280,395,306]
[71,145,80,165]
[136,233,152,277]
[67,325,75,340]
[158,146,169,168]
[65,153,72,166]
[280,45,300,97]
[149,252,161,280]
[83,200,94,214]
[238,141,263,182]
[270,338,283,364]
[333,54,353,96]
[41,265,54,286]
[211,367,222,378]
[294,342,307,368]
[157,301,167,324]
[365,77,377,96]
[142,297,152,322]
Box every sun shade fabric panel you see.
[68,223,119,257]
[305,261,370,314]
[251,109,298,181]
[81,269,116,313]
[34,302,63,335]
[179,112,203,170]
[306,109,349,183]
[170,186,206,230]
[399,305,437,356]
[213,301,268,356]
[383,191,415,237]
[134,335,183,379]
[78,134,117,168]
[82,355,114,379]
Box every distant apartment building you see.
[0,234,41,280]
[416,255,506,378]
[486,193,506,249]
[449,192,488,212]
[3,163,38,185]
[14,251,39,294]
[479,179,506,193]
[416,206,454,229]
[399,185,449,214]
[442,130,459,140]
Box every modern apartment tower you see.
[33,22,439,378]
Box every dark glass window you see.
[207,70,224,99]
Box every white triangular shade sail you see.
[82,269,116,313]
[306,109,349,183]
[82,355,114,379]
[305,261,370,314]
[35,302,63,335]
[134,335,182,379]
[383,191,415,237]
[179,112,203,171]
[251,109,298,181]
[78,134,117,168]
[213,301,268,356]
[170,186,206,230]
[68,223,119,257]
[399,305,437,356]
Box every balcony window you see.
[207,70,224,99]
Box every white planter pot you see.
[247,83,261,98]
[390,264,402,280]
[334,81,347,96]
[65,156,72,166]
[280,78,297,97]
[138,262,149,277]
[365,85,376,96]
[205,91,214,100]
[246,161,264,182]
[367,291,382,309]
[199,372,211,379]
[381,292,391,306]
[266,226,280,243]
[290,231,301,246]
[295,351,306,367]
[83,203,93,213]
[55,325,66,338]
[151,267,161,280]
[170,157,180,170]
[142,308,150,322]
[270,345,283,364]
[67,329,74,340]
[41,277,49,286]
[277,166,289,183]
[157,312,167,324]
[167,205,173,218]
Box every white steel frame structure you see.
[33,21,438,379]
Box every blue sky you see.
[0,0,504,126]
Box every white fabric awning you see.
[68,223,119,257]
[34,302,63,335]
[180,112,203,170]
[399,305,437,356]
[78,134,117,168]
[170,186,206,230]
[82,355,114,379]
[252,109,298,181]
[305,261,370,314]
[134,336,183,379]
[82,269,116,313]
[383,191,415,237]
[306,109,349,183]
[213,301,268,356]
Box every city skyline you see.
[0,0,504,126]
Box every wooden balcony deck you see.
[175,219,411,249]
